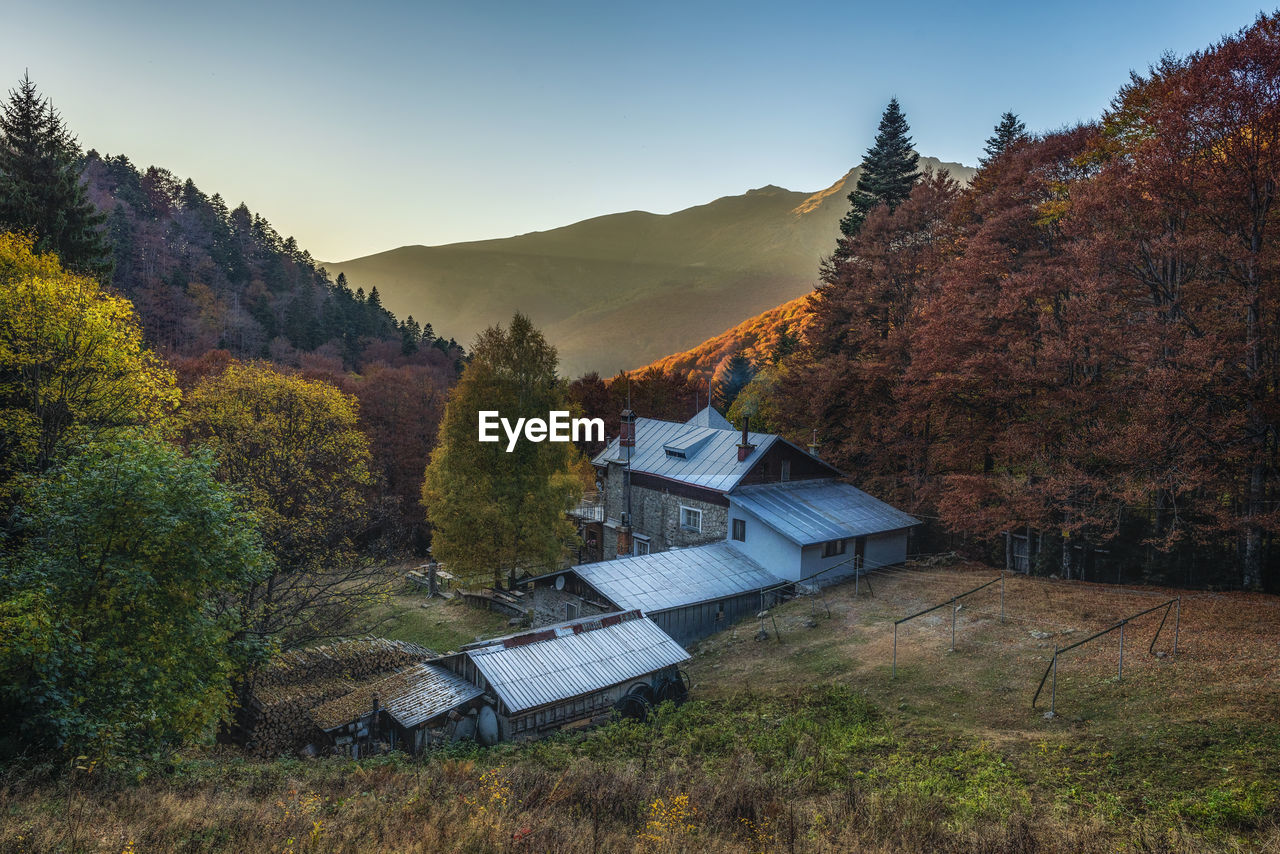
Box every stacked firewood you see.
[244,638,433,756]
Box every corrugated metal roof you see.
[592,417,776,491]
[464,611,689,714]
[569,541,783,613]
[731,478,920,545]
[311,662,483,731]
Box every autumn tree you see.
[839,98,921,243]
[182,362,384,651]
[0,435,267,762]
[422,313,583,589]
[0,74,111,278]
[0,232,178,508]
[783,170,962,506]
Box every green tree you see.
[182,362,382,650]
[980,111,1028,164]
[839,98,921,243]
[0,232,179,507]
[0,74,112,278]
[0,435,267,763]
[422,313,583,589]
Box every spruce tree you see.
[0,73,112,278]
[981,111,1028,165]
[838,98,921,243]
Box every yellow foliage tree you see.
[182,362,380,650]
[0,232,178,502]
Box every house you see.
[585,407,919,582]
[434,609,690,740]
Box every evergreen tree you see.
[981,111,1028,165]
[838,98,921,244]
[0,73,112,278]
[367,286,382,311]
[715,353,757,411]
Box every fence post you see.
[892,623,898,678]
[1000,572,1006,623]
[1050,650,1058,716]
[1173,597,1180,654]
[1118,621,1124,680]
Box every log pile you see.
[244,638,434,756]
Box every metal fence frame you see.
[891,574,1005,677]
[1031,597,1180,716]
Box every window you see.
[822,539,847,558]
[633,537,650,556]
[680,506,702,532]
[732,518,746,541]
[780,459,791,482]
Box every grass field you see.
[2,560,1278,853]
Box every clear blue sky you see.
[2,1,1270,260]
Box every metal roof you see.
[568,541,783,613]
[463,611,689,714]
[730,478,920,545]
[685,407,734,430]
[311,662,482,731]
[593,417,776,491]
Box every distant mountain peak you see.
[745,184,791,196]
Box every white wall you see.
[866,529,909,569]
[724,501,802,580]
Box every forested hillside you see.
[711,19,1280,591]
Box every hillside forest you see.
[576,16,1280,593]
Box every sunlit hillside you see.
[327,158,976,375]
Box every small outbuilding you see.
[437,610,690,739]
[310,661,485,755]
[536,541,785,646]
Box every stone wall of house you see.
[632,487,726,552]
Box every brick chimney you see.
[737,416,755,462]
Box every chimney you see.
[619,408,636,448]
[808,428,820,459]
[737,415,755,462]
[616,520,632,557]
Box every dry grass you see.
[3,561,1279,853]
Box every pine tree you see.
[838,99,921,244]
[981,111,1028,165]
[0,73,112,278]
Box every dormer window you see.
[664,448,686,459]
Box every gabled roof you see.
[566,541,783,613]
[730,478,920,545]
[311,662,483,731]
[460,611,689,714]
[685,406,734,430]
[592,417,776,491]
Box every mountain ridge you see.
[327,157,974,375]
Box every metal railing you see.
[1032,597,1180,716]
[892,575,1005,677]
[569,493,604,522]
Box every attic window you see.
[664,448,687,459]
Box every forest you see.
[572,17,1280,593]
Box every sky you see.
[2,1,1271,261]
